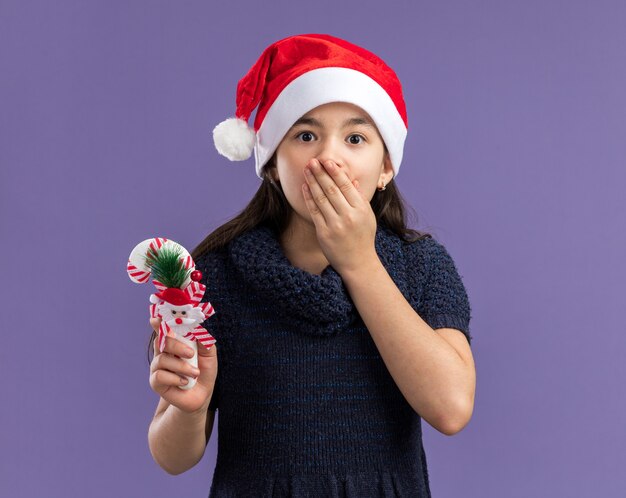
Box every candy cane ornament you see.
[127,237,216,390]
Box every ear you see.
[379,151,394,185]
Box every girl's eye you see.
[295,131,366,144]
[348,134,365,145]
[296,131,315,142]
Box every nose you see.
[313,140,352,180]
[316,139,343,166]
[175,317,183,324]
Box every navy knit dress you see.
[196,222,472,498]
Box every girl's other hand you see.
[148,317,218,414]
[302,158,379,275]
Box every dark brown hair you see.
[146,149,431,364]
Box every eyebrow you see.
[290,115,376,130]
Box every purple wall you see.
[2,1,624,496]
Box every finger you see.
[316,159,361,211]
[150,318,162,357]
[151,352,200,378]
[305,159,351,217]
[162,335,196,360]
[197,340,217,357]
[195,343,217,385]
[150,316,161,333]
[302,182,327,227]
[150,368,190,392]
[304,163,336,223]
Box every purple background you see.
[2,1,624,496]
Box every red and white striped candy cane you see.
[127,237,216,391]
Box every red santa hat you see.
[212,33,409,179]
[154,287,193,306]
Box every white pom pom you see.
[212,117,256,161]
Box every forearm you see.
[341,256,473,434]
[148,402,208,475]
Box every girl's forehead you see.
[293,105,377,129]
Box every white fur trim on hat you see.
[213,117,257,161]
[253,67,407,179]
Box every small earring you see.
[377,182,386,192]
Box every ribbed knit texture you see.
[197,222,472,497]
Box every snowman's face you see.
[160,303,204,327]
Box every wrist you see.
[169,400,209,422]
[340,252,383,282]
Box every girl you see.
[147,33,475,498]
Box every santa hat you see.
[212,33,408,179]
[154,287,193,306]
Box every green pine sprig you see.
[142,245,191,289]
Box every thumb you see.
[150,317,162,355]
[197,340,217,358]
[196,342,217,386]
[150,316,162,334]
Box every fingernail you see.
[192,368,200,375]
[187,348,194,357]
[180,377,188,385]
